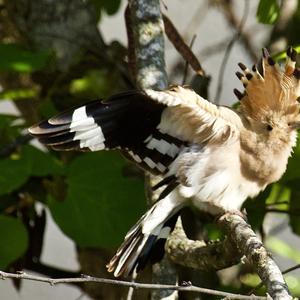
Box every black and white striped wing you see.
[29,87,240,175]
[29,91,187,175]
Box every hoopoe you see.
[29,48,300,277]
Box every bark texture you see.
[218,213,292,300]
[127,1,177,299]
[166,217,241,271]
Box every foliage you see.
[89,0,122,20]
[256,0,280,24]
[0,43,51,73]
[49,152,146,248]
[0,88,39,101]
[0,215,28,269]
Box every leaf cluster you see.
[0,0,144,275]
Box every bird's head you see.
[234,47,300,143]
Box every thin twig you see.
[214,0,250,104]
[125,5,136,82]
[183,1,209,37]
[163,14,205,76]
[219,0,258,61]
[199,24,259,60]
[0,271,267,300]
[182,35,197,85]
[199,37,232,59]
[283,264,300,275]
[249,264,300,295]
[126,270,137,300]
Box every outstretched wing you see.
[144,86,241,146]
[29,87,240,175]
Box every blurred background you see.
[0,0,300,299]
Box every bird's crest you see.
[234,47,300,121]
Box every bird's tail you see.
[106,193,183,277]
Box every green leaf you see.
[49,152,146,248]
[0,215,28,269]
[0,145,63,196]
[0,44,50,73]
[265,183,290,209]
[69,69,119,98]
[256,0,280,24]
[38,99,58,120]
[89,0,121,17]
[285,275,300,295]
[0,115,21,146]
[0,155,31,196]
[0,114,18,125]
[0,88,39,101]
[240,273,261,288]
[204,223,223,240]
[102,0,121,15]
[273,45,300,61]
[21,145,63,177]
[282,135,300,182]
[243,186,271,230]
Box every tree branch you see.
[26,261,81,282]
[166,217,241,271]
[163,14,205,77]
[217,212,292,300]
[128,0,167,90]
[0,270,267,300]
[250,264,300,295]
[126,1,176,299]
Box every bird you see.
[28,47,300,278]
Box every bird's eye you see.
[267,125,273,131]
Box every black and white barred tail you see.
[29,90,185,175]
[106,193,182,277]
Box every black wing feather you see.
[29,90,186,174]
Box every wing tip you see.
[28,120,50,135]
[28,120,70,136]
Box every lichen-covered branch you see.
[127,1,176,299]
[128,0,167,90]
[166,217,241,271]
[166,213,293,299]
[218,213,292,300]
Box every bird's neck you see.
[239,128,296,186]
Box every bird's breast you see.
[174,144,263,214]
